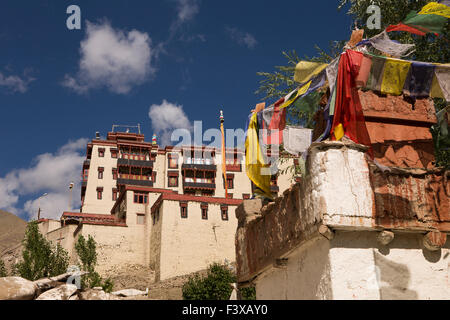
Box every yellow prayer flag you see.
[334,123,344,141]
[279,81,312,109]
[381,59,411,95]
[430,73,445,99]
[294,61,328,84]
[418,2,450,18]
[245,113,272,198]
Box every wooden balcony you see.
[117,158,154,168]
[117,174,153,187]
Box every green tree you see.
[257,0,449,167]
[74,234,113,292]
[182,263,256,300]
[0,259,7,277]
[15,222,69,281]
[183,263,236,300]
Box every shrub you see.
[0,259,7,277]
[15,222,69,281]
[182,263,237,300]
[74,234,114,292]
[240,286,256,300]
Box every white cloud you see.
[148,100,192,146]
[0,138,88,220]
[63,21,154,94]
[0,71,34,93]
[175,0,200,25]
[226,27,258,49]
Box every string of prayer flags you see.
[294,61,328,84]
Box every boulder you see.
[36,284,78,300]
[0,277,37,300]
[112,289,147,297]
[79,289,120,300]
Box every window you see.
[243,194,250,200]
[271,175,278,186]
[180,202,188,218]
[152,171,157,183]
[221,206,229,221]
[98,167,104,179]
[168,172,179,187]
[226,176,234,189]
[168,176,178,188]
[112,188,118,201]
[111,149,118,159]
[97,187,103,200]
[137,214,145,225]
[134,192,148,204]
[112,168,118,180]
[168,154,178,169]
[98,148,105,158]
[82,169,89,181]
[201,203,208,220]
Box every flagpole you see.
[220,110,228,199]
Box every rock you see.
[93,287,103,290]
[0,277,37,300]
[111,288,147,297]
[318,224,335,241]
[423,231,447,251]
[69,294,79,300]
[36,284,78,300]
[377,230,395,246]
[34,271,88,291]
[229,284,237,300]
[79,289,120,300]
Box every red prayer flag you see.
[386,23,429,36]
[331,50,374,159]
[264,97,286,145]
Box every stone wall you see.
[359,91,437,169]
[235,140,449,299]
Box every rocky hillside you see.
[0,210,26,253]
[0,210,27,274]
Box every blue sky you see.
[0,0,353,220]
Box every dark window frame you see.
[201,203,208,220]
[180,202,188,218]
[97,187,103,200]
[221,206,229,221]
[133,191,148,204]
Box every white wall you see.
[255,231,450,300]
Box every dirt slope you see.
[0,210,27,253]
